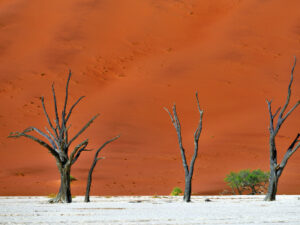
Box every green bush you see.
[70,175,77,182]
[225,169,269,195]
[171,187,183,196]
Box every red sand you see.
[0,0,299,196]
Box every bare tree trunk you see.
[9,71,100,203]
[250,186,257,195]
[183,176,192,202]
[236,187,242,195]
[165,92,203,203]
[85,160,97,202]
[85,136,120,203]
[264,57,300,201]
[49,163,72,203]
[264,169,278,201]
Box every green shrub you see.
[171,187,183,196]
[225,169,269,195]
[70,175,77,182]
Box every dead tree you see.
[264,57,300,201]
[84,135,120,202]
[8,71,98,203]
[164,92,203,202]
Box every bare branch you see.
[64,125,71,145]
[282,101,300,122]
[62,70,71,120]
[51,83,61,133]
[66,96,85,122]
[60,70,72,139]
[96,157,105,161]
[278,56,297,119]
[8,129,59,159]
[45,127,60,151]
[165,92,204,202]
[172,104,189,177]
[266,100,274,132]
[265,57,299,201]
[277,134,300,177]
[30,126,57,150]
[195,92,201,114]
[67,114,99,148]
[72,148,92,165]
[289,133,300,154]
[194,92,203,142]
[69,139,88,164]
[85,136,119,202]
[40,97,59,139]
[273,107,281,119]
[164,107,175,124]
[94,136,120,159]
[189,92,204,177]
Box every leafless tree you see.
[85,135,120,202]
[164,92,203,202]
[8,71,98,203]
[264,57,300,201]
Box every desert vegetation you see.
[170,187,183,196]
[225,169,269,195]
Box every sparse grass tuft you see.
[47,193,56,198]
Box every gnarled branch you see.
[265,57,299,201]
[164,92,204,202]
[67,114,99,148]
[84,135,120,202]
[8,129,59,159]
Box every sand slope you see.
[0,0,299,195]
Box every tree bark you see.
[84,136,120,203]
[85,160,97,202]
[250,186,257,195]
[165,92,203,203]
[264,57,299,201]
[264,169,278,201]
[183,177,192,202]
[8,71,99,203]
[49,162,72,203]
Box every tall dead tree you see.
[264,57,300,201]
[8,71,98,203]
[84,135,120,202]
[164,92,203,202]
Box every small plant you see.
[225,169,269,195]
[70,175,77,182]
[171,187,183,196]
[47,193,57,198]
[47,193,76,198]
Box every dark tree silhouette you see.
[8,71,98,203]
[264,57,300,201]
[164,92,203,202]
[84,135,120,202]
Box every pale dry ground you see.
[0,196,300,225]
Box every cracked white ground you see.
[1,195,300,224]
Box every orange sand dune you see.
[0,0,299,196]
